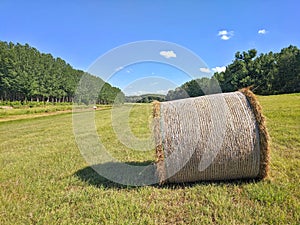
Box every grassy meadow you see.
[0,93,299,224]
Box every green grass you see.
[0,94,299,224]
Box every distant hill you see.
[125,94,166,103]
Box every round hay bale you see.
[153,88,269,184]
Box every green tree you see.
[0,41,124,103]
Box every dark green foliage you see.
[214,45,300,95]
[99,83,125,104]
[166,77,220,100]
[166,45,300,100]
[0,41,125,104]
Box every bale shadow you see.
[74,161,157,189]
[74,161,261,189]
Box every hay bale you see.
[153,89,269,184]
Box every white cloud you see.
[218,30,234,40]
[128,91,146,96]
[258,29,267,34]
[125,68,133,74]
[155,89,170,95]
[115,66,124,72]
[212,66,226,73]
[218,30,228,36]
[160,50,176,59]
[221,35,230,40]
[199,67,211,73]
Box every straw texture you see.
[239,88,270,179]
[153,90,269,184]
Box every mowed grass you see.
[0,94,299,224]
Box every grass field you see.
[0,93,299,224]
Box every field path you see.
[0,110,72,122]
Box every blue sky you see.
[1,0,299,95]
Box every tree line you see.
[166,45,300,100]
[0,41,125,104]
